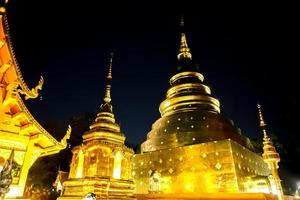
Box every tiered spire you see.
[84,53,124,142]
[103,53,113,103]
[257,104,284,200]
[257,104,268,139]
[177,16,192,61]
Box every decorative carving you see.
[18,76,44,100]
[60,125,72,147]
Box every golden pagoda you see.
[58,54,135,200]
[0,2,71,199]
[257,104,284,200]
[132,18,281,197]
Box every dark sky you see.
[5,2,298,149]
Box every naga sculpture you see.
[18,76,44,100]
[60,125,72,147]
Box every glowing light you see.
[113,151,123,179]
[75,149,84,178]
[5,186,22,197]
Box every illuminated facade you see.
[0,4,70,199]
[132,19,280,196]
[58,55,135,200]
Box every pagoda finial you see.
[107,52,113,80]
[257,103,268,139]
[177,16,192,61]
[257,103,267,127]
[180,15,185,28]
[103,53,113,103]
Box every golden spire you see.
[257,104,284,200]
[177,16,192,61]
[103,53,113,103]
[257,103,268,139]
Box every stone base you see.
[58,177,135,200]
[135,193,292,200]
[133,139,271,194]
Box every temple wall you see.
[133,139,238,194]
[133,139,271,195]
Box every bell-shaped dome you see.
[141,23,252,153]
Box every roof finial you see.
[103,53,113,103]
[177,15,192,61]
[257,103,268,139]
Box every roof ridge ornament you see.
[18,75,44,100]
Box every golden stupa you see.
[0,2,70,199]
[132,18,283,198]
[258,104,284,200]
[58,54,135,200]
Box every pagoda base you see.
[135,193,283,200]
[58,177,135,200]
[133,139,272,194]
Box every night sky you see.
[5,1,299,180]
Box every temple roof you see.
[0,8,70,156]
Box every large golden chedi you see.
[58,55,135,200]
[0,3,70,199]
[132,21,277,195]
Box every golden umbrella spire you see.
[103,52,113,103]
[177,16,192,61]
[257,103,268,139]
[257,104,284,200]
